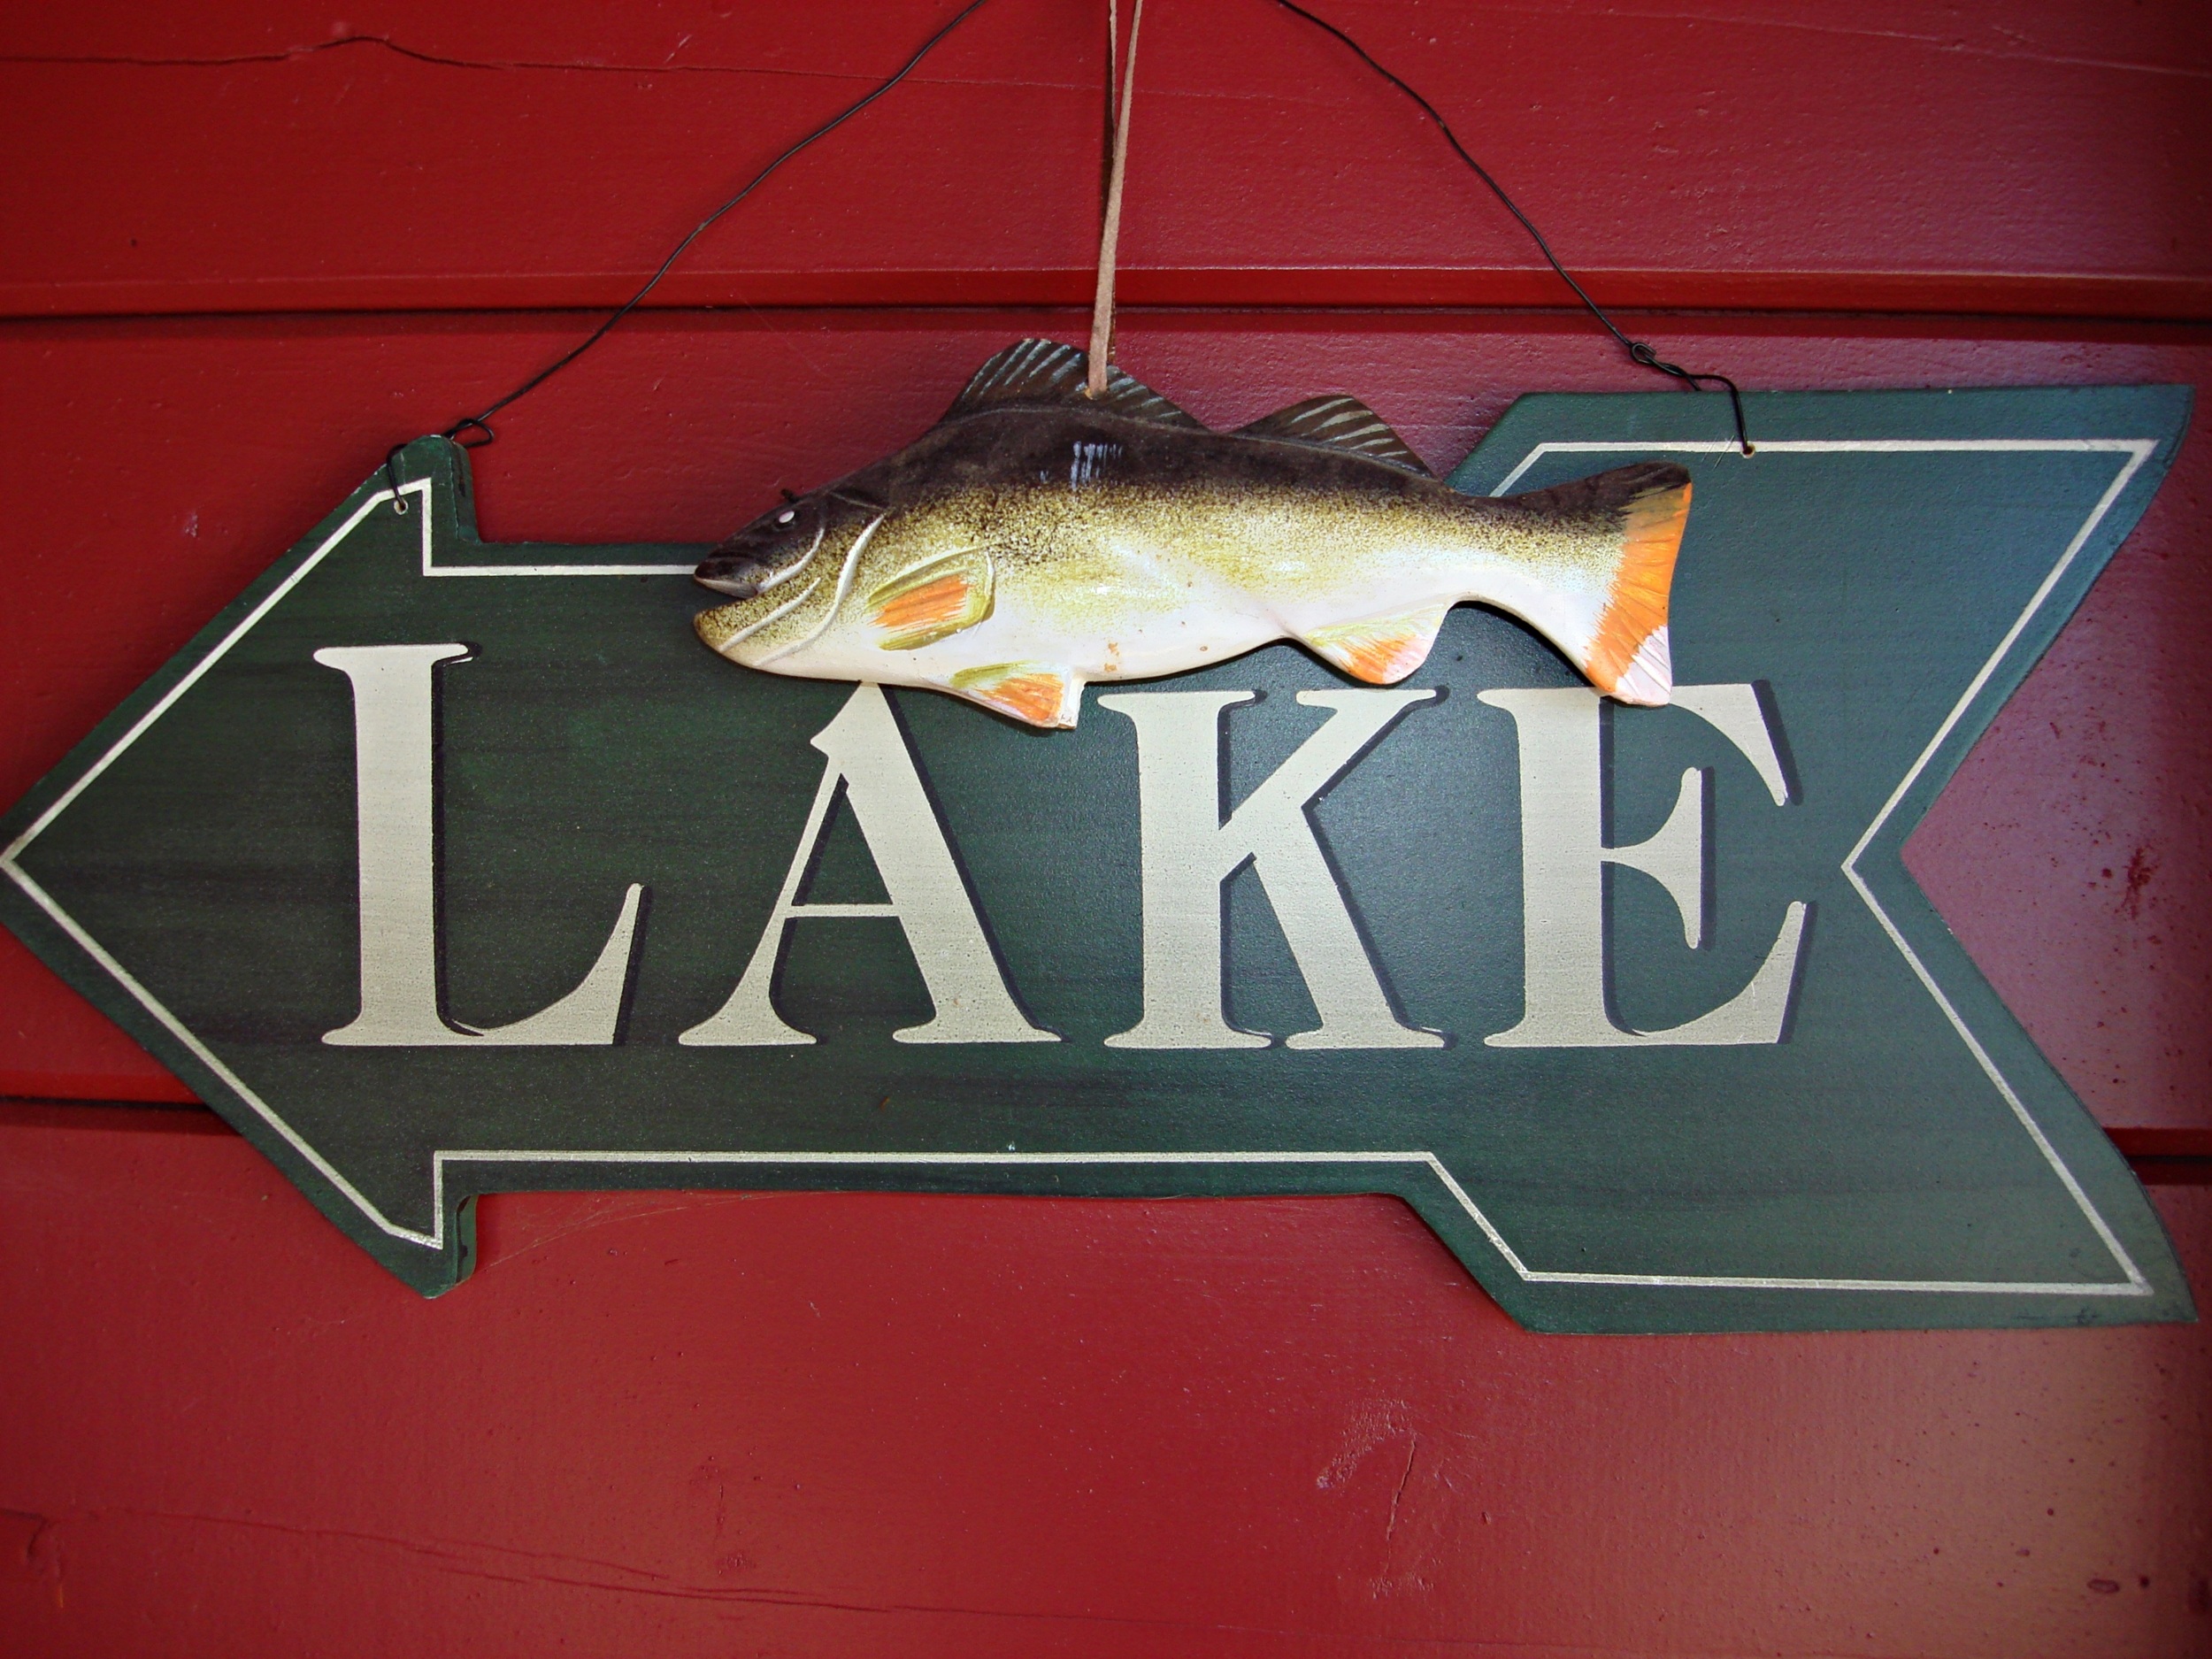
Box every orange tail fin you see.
[1578,464,1690,705]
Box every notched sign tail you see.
[0,398,2195,1328]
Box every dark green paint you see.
[0,386,2191,1330]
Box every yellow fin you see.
[948,662,1082,728]
[865,548,994,651]
[1586,472,1689,704]
[1301,605,1449,685]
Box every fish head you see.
[693,487,892,666]
[694,492,833,600]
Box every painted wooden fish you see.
[693,340,1689,728]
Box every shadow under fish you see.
[694,339,1690,729]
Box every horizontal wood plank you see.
[8,268,2210,321]
[0,1099,2204,1655]
[4,0,2207,320]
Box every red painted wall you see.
[1,4,2207,1653]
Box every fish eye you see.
[777,509,796,526]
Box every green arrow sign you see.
[0,385,2192,1330]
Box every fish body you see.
[694,340,1690,728]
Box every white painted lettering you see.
[1479,684,1805,1048]
[316,644,644,1047]
[1099,688,1441,1050]
[680,683,1056,1047]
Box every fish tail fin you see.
[1589,464,1688,705]
[1510,462,1689,705]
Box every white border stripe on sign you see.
[0,447,2160,1296]
[1489,437,2156,1293]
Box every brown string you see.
[1087,0,1145,398]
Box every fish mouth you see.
[694,515,827,599]
[693,557,772,600]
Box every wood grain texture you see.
[0,1100,2203,1655]
[1,3,2207,1644]
[1,1,2207,319]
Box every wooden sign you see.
[0,383,2192,1332]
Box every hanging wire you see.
[385,0,999,507]
[1269,0,1754,455]
[387,0,1751,509]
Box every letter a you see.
[680,683,1055,1047]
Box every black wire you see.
[386,0,999,509]
[1268,0,1753,455]
[385,0,1748,509]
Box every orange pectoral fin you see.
[877,574,972,636]
[866,549,995,651]
[1300,605,1449,685]
[947,662,1081,728]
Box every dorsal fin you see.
[943,339,1206,428]
[1233,396,1432,475]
